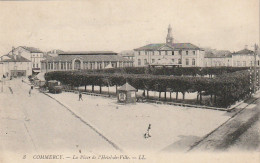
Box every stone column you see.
[58,61,61,70]
[95,62,98,69]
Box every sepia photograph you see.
[0,0,259,162]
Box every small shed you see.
[117,82,137,103]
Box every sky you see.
[0,0,259,54]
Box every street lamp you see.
[254,44,258,93]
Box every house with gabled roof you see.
[231,47,260,67]
[133,25,205,67]
[203,46,260,67]
[0,53,32,78]
[204,49,232,67]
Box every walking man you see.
[144,124,151,139]
[79,92,83,101]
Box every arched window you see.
[74,60,81,70]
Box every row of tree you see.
[81,67,249,77]
[45,69,252,107]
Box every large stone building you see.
[204,47,260,67]
[232,48,260,67]
[7,46,44,73]
[204,50,232,67]
[133,25,205,67]
[41,51,133,72]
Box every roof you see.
[233,48,254,55]
[134,43,200,51]
[47,49,64,54]
[41,54,132,62]
[20,46,43,53]
[172,43,200,50]
[1,55,31,62]
[119,50,135,57]
[205,50,232,58]
[118,82,136,91]
[134,44,165,51]
[58,51,117,55]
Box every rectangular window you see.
[138,51,141,55]
[186,59,189,65]
[161,51,165,55]
[178,59,181,64]
[36,63,38,68]
[179,50,182,55]
[152,59,155,63]
[172,51,174,55]
[172,59,174,63]
[152,51,154,55]
[144,59,148,65]
[186,51,189,55]
[159,51,161,55]
[193,51,196,55]
[138,59,141,65]
[165,51,168,55]
[192,59,195,65]
[243,61,246,67]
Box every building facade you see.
[133,25,205,67]
[204,50,232,67]
[0,54,32,78]
[8,46,44,73]
[232,48,260,67]
[41,51,133,72]
[204,48,260,67]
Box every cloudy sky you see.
[0,0,258,54]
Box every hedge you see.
[45,69,252,108]
[79,67,248,77]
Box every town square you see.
[0,0,259,163]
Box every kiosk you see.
[117,82,137,104]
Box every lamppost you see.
[253,44,258,93]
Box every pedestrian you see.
[144,124,151,139]
[29,88,31,97]
[79,92,83,101]
[31,85,33,90]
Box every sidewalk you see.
[189,92,260,151]
[45,91,234,153]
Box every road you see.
[0,78,118,156]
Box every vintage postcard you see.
[0,0,259,163]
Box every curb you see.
[187,95,259,152]
[42,92,124,153]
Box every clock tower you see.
[166,24,174,45]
